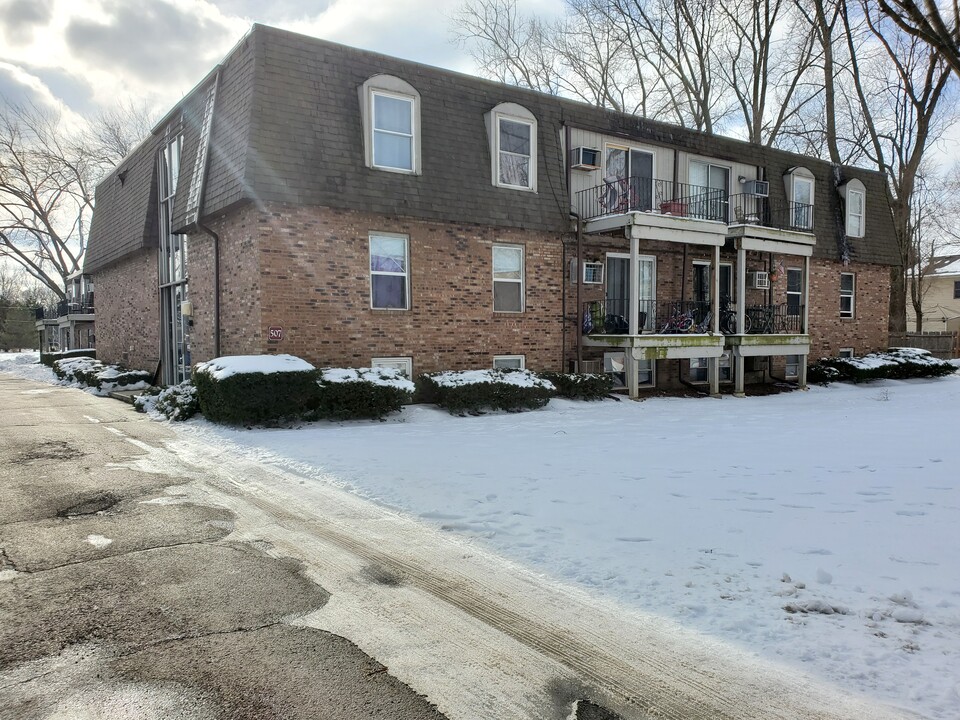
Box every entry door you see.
[606,255,655,331]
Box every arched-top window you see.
[485,102,537,192]
[840,178,866,238]
[359,75,421,175]
[783,166,815,230]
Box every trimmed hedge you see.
[41,348,95,367]
[193,365,318,425]
[134,382,199,421]
[418,369,555,414]
[309,368,415,420]
[539,372,613,400]
[53,356,152,393]
[808,348,956,384]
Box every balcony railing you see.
[583,299,711,335]
[744,303,805,334]
[577,177,727,222]
[57,295,95,317]
[583,299,806,336]
[729,194,814,232]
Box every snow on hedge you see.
[844,347,948,370]
[427,369,555,390]
[319,367,415,392]
[194,354,316,380]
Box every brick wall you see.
[192,203,566,374]
[92,249,160,371]
[807,259,889,358]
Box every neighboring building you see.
[907,255,960,333]
[85,25,899,396]
[34,273,95,352]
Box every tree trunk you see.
[888,265,906,334]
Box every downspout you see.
[192,68,222,358]
[565,124,584,372]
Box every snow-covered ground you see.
[3,351,959,719]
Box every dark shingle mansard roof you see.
[86,23,900,274]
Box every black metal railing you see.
[583,299,711,335]
[56,295,95,317]
[583,300,805,336]
[744,303,805,334]
[729,194,814,232]
[577,177,727,222]
[35,306,58,320]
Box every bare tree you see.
[840,3,955,333]
[877,0,960,78]
[0,101,151,299]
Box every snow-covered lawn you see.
[3,351,959,719]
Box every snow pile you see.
[0,352,55,383]
[320,367,415,392]
[850,347,950,369]
[427,369,555,390]
[194,354,315,381]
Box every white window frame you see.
[493,244,524,313]
[369,232,410,310]
[486,103,537,192]
[840,272,855,319]
[371,90,415,172]
[785,167,815,230]
[838,348,855,359]
[847,188,865,237]
[785,355,800,379]
[372,357,413,378]
[360,75,421,175]
[690,355,731,383]
[493,355,525,370]
[786,267,802,317]
[604,352,655,389]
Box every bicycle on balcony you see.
[660,306,696,333]
[719,296,751,335]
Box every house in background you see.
[34,272,95,352]
[908,255,960,334]
[84,24,899,396]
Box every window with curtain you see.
[493,245,524,312]
[370,234,409,309]
[372,92,414,171]
[498,118,532,188]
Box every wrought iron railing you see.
[582,299,711,335]
[582,300,805,336]
[56,295,95,317]
[744,303,805,334]
[729,194,814,232]
[577,177,727,222]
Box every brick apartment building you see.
[84,24,898,397]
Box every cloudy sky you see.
[0,0,565,121]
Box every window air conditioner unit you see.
[750,271,770,290]
[570,146,600,170]
[742,179,770,197]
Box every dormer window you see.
[841,179,866,238]
[486,103,537,192]
[360,75,421,175]
[784,167,815,230]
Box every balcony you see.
[727,193,816,253]
[57,295,95,318]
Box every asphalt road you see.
[0,375,446,720]
[0,374,918,720]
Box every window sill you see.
[370,164,420,176]
[494,182,537,193]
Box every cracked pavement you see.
[0,375,446,720]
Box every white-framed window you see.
[369,233,409,309]
[787,268,802,317]
[360,75,421,174]
[493,355,525,370]
[372,91,414,171]
[840,272,855,318]
[493,244,524,312]
[486,103,537,191]
[604,352,655,389]
[838,348,854,359]
[785,355,801,379]
[372,357,413,378]
[847,188,865,237]
[785,167,815,229]
[841,178,866,238]
[690,355,731,383]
